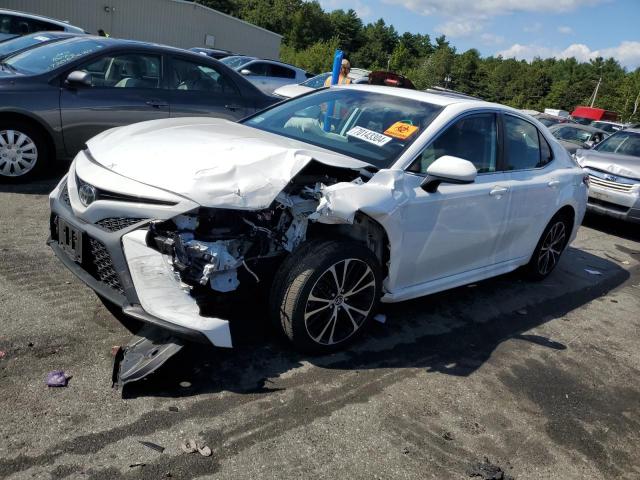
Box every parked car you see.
[533,113,574,128]
[220,55,310,94]
[273,69,370,99]
[0,31,80,60]
[574,128,640,223]
[189,47,235,60]
[0,8,85,41]
[548,123,607,153]
[0,36,277,181]
[590,120,625,134]
[48,85,587,376]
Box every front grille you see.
[588,175,636,192]
[87,237,124,295]
[588,197,630,213]
[95,217,146,232]
[61,183,71,207]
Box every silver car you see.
[220,55,309,94]
[0,8,85,41]
[575,128,640,223]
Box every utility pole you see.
[590,76,602,107]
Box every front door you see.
[393,113,511,290]
[60,52,170,157]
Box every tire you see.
[0,120,50,183]
[269,240,382,354]
[524,213,572,280]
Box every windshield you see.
[0,33,58,58]
[4,38,105,74]
[594,130,640,158]
[301,72,331,88]
[243,89,442,168]
[591,121,619,134]
[220,56,253,69]
[553,126,592,145]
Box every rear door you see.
[60,51,170,156]
[167,56,251,120]
[502,114,559,260]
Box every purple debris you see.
[46,370,69,387]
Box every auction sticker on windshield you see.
[346,126,392,147]
[384,121,419,140]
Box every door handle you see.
[547,180,560,188]
[146,100,168,108]
[489,186,509,197]
[225,104,242,111]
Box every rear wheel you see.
[525,214,571,280]
[270,240,382,354]
[0,121,50,182]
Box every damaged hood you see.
[577,149,640,180]
[85,117,370,209]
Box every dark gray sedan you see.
[548,123,607,154]
[0,36,277,181]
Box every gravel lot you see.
[1,173,639,479]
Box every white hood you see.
[85,117,370,209]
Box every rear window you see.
[4,38,105,74]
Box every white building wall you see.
[0,0,282,57]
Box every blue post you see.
[324,49,343,132]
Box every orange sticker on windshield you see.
[384,122,419,140]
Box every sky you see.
[319,0,640,70]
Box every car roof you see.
[45,35,215,57]
[339,84,495,108]
[0,8,85,32]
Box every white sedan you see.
[49,86,588,358]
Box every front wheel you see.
[524,215,571,280]
[0,121,50,182]
[270,240,382,354]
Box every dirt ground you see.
[1,175,639,479]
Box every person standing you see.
[324,59,352,86]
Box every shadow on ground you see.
[120,246,631,399]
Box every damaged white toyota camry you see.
[49,86,588,359]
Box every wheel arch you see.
[307,211,391,277]
[0,110,58,160]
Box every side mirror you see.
[421,155,477,193]
[65,70,91,87]
[239,68,252,76]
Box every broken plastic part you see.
[122,230,233,348]
[112,324,184,387]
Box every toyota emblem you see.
[78,183,97,206]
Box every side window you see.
[245,62,268,76]
[28,19,64,33]
[410,113,498,174]
[538,131,553,166]
[270,64,295,79]
[169,58,239,94]
[504,115,542,170]
[80,54,161,88]
[0,15,11,34]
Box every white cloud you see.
[497,41,640,69]
[523,22,543,33]
[480,33,505,45]
[558,25,574,34]
[318,0,372,18]
[436,20,484,37]
[383,0,604,18]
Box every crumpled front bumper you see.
[48,178,233,348]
